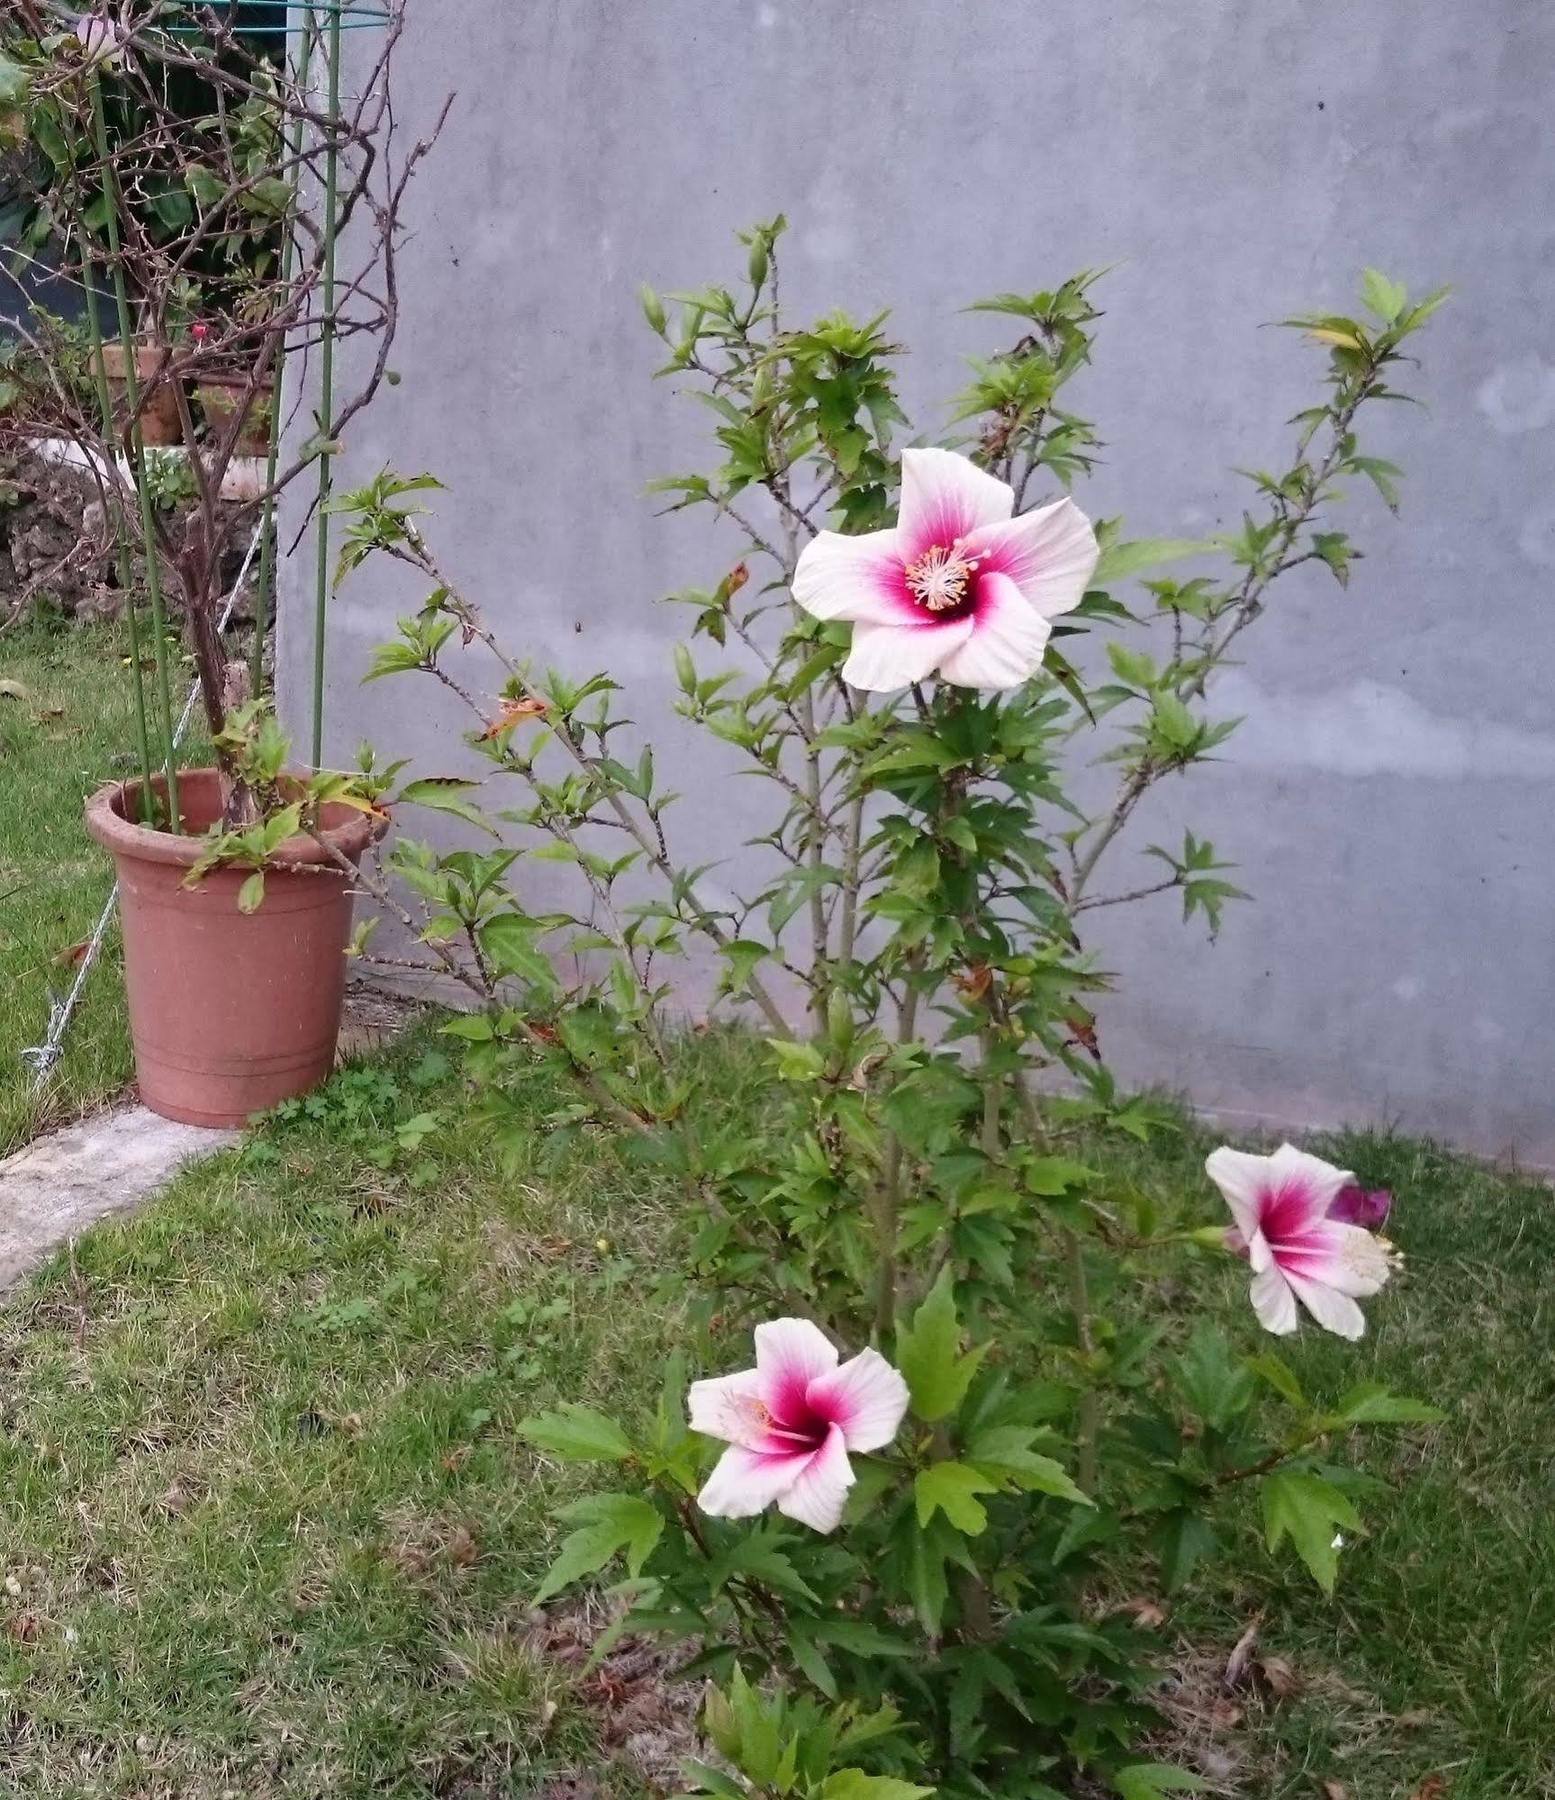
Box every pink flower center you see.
[762,1376,839,1454]
[904,541,978,615]
[1260,1179,1319,1244]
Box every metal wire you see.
[21,520,266,1098]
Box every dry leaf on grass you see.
[1222,1618,1261,1691]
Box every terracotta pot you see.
[97,341,183,447]
[196,377,271,457]
[84,768,384,1129]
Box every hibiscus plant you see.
[330,223,1444,1795]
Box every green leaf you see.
[534,1492,663,1602]
[785,1630,837,1699]
[1360,267,1408,324]
[364,640,425,680]
[0,53,29,104]
[1261,1469,1361,1594]
[718,938,770,997]
[894,838,941,899]
[1094,538,1211,584]
[1172,1326,1255,1431]
[440,1012,496,1042]
[396,776,497,836]
[516,1404,633,1462]
[680,1760,748,1800]
[1023,1156,1097,1196]
[1113,1764,1207,1800]
[915,1461,998,1534]
[1150,693,1199,753]
[480,914,559,992]
[896,1268,984,1423]
[1320,1382,1444,1428]
[821,1776,934,1800]
[1247,1352,1307,1410]
[236,871,265,915]
[1150,1511,1220,1592]
[1106,641,1156,689]
[966,1428,1092,1506]
[766,1038,826,1082]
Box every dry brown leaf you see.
[1409,1778,1449,1800]
[1110,1597,1168,1630]
[1222,1617,1261,1691]
[1258,1654,1303,1700]
[479,694,550,739]
[954,963,994,1003]
[448,1524,479,1567]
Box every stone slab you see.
[0,1106,236,1293]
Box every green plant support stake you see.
[80,249,156,823]
[252,17,317,700]
[90,71,182,831]
[310,0,344,769]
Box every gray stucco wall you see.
[279,1,1555,1163]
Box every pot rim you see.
[84,767,386,872]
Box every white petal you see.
[964,496,1099,619]
[936,572,1053,691]
[898,447,1012,554]
[1286,1222,1393,1298]
[1284,1271,1368,1340]
[1250,1264,1299,1335]
[1267,1142,1353,1226]
[753,1318,839,1416]
[792,528,913,625]
[1205,1147,1276,1266]
[697,1443,809,1519]
[775,1425,855,1533]
[840,618,973,692]
[687,1367,768,1448]
[809,1348,909,1453]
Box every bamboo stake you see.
[89,70,182,830]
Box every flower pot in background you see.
[97,341,183,447]
[84,769,384,1128]
[196,377,271,457]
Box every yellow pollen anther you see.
[905,542,976,612]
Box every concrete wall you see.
[279,0,1555,1163]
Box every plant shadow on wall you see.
[327,222,1447,1796]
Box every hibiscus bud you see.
[1327,1183,1392,1231]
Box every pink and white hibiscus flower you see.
[689,1318,909,1534]
[74,14,124,66]
[1206,1142,1396,1341]
[792,446,1099,693]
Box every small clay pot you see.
[97,341,183,447]
[196,377,271,457]
[84,769,385,1128]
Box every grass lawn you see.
[0,1033,1550,1797]
[0,619,197,1152]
